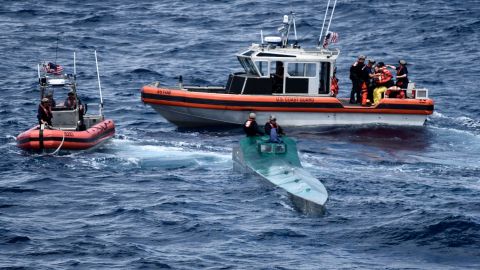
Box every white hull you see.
[149,104,428,127]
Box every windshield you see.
[237,56,260,76]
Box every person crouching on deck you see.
[264,115,284,143]
[244,113,264,137]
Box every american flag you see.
[53,64,64,75]
[45,62,64,75]
[322,31,339,49]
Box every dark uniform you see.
[395,65,409,89]
[244,118,263,137]
[349,56,366,104]
[37,102,52,125]
[264,122,284,136]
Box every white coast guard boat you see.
[141,5,433,127]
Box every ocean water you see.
[1,0,480,269]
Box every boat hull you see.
[233,136,328,214]
[142,86,434,127]
[16,119,115,151]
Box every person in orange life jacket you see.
[264,115,284,143]
[243,112,264,137]
[330,67,339,97]
[349,55,366,104]
[37,97,53,126]
[372,62,395,105]
[387,59,408,98]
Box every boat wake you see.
[88,137,232,170]
[430,111,480,136]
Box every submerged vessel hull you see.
[233,136,328,214]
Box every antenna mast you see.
[94,50,104,117]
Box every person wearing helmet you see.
[264,115,284,143]
[37,97,53,126]
[264,115,284,136]
[387,59,408,99]
[243,112,263,137]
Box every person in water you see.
[37,97,53,126]
[243,112,263,137]
[264,115,284,143]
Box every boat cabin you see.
[38,65,104,131]
[225,44,339,96]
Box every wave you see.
[364,214,480,249]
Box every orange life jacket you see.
[377,69,393,85]
[331,76,339,94]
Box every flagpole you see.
[318,0,331,47]
[324,0,338,43]
[94,50,104,117]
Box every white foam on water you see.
[108,137,231,167]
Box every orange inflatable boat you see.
[17,120,115,151]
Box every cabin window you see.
[238,57,260,76]
[287,63,316,77]
[319,62,331,94]
[254,61,268,77]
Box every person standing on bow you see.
[349,55,366,104]
[243,112,264,137]
[37,97,53,126]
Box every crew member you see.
[64,90,81,110]
[46,92,56,108]
[372,62,394,105]
[243,112,263,137]
[273,61,284,93]
[362,59,376,104]
[264,115,284,135]
[37,97,53,126]
[349,55,366,104]
[264,115,284,143]
[330,67,339,97]
[387,59,408,98]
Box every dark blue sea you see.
[1,0,480,269]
